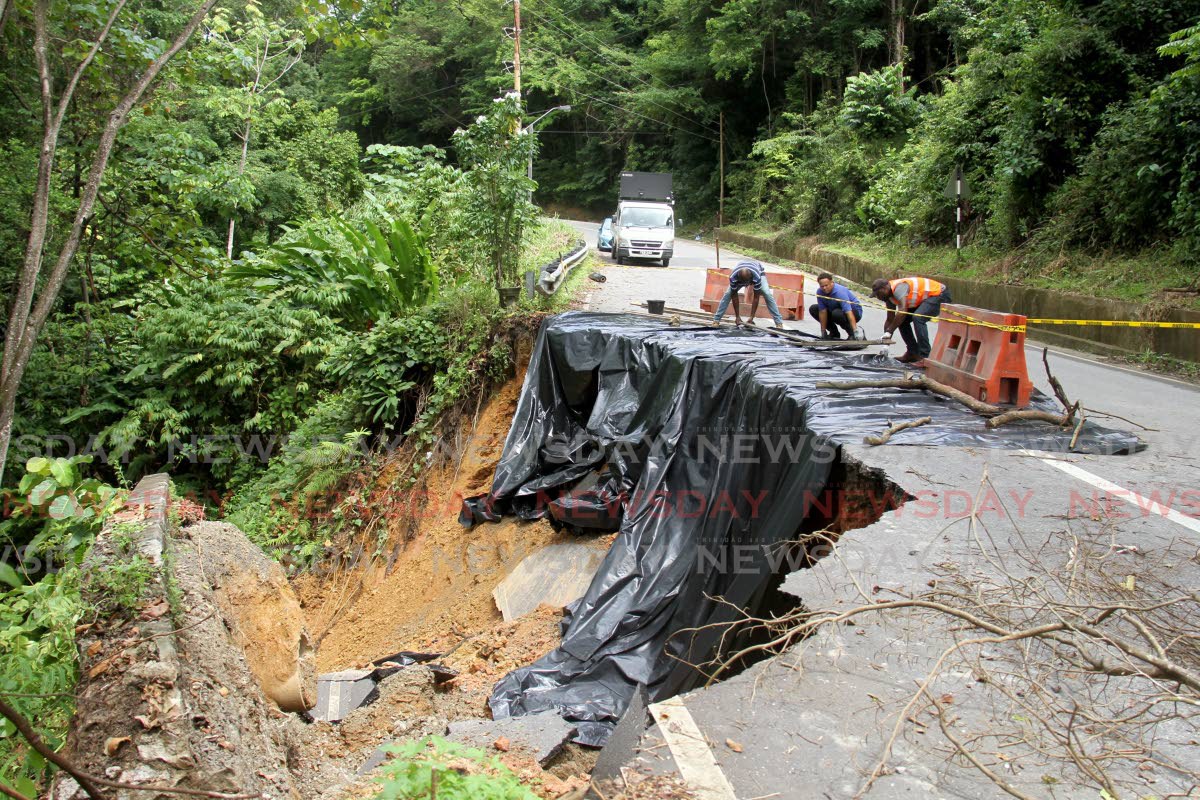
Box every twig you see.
[855,635,997,799]
[924,689,1038,800]
[1081,407,1157,431]
[0,695,107,798]
[986,404,1076,429]
[1069,409,1086,451]
[0,697,263,799]
[0,779,30,800]
[89,611,216,674]
[864,416,931,446]
[1042,348,1073,413]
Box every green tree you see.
[0,0,219,485]
[452,94,537,295]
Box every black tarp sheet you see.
[464,312,1142,745]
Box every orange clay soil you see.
[295,370,610,682]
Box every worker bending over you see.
[809,272,864,340]
[872,276,952,364]
[710,260,785,329]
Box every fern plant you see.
[228,216,438,328]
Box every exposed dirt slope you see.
[295,373,577,673]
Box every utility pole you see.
[716,111,724,271]
[513,0,522,97]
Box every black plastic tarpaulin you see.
[462,312,1142,745]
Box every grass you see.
[721,222,1200,308]
[520,218,581,275]
[517,217,591,312]
[808,235,1197,309]
[1123,349,1200,381]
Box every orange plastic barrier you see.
[699,269,805,320]
[925,304,1032,407]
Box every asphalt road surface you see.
[560,216,1200,798]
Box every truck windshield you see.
[622,208,672,228]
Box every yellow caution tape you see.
[671,268,1200,333]
[1024,318,1200,329]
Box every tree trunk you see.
[226,118,253,259]
[889,0,906,69]
[0,0,219,486]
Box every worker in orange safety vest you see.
[871,276,952,365]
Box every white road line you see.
[1027,345,1200,391]
[648,696,738,800]
[1023,450,1200,535]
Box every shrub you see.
[372,737,538,800]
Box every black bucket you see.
[647,300,666,315]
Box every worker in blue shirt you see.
[809,272,864,340]
[710,260,785,329]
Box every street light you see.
[523,105,571,198]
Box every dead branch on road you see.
[985,405,1079,428]
[672,478,1200,798]
[987,349,1082,431]
[864,416,932,445]
[817,373,1001,416]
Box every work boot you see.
[897,351,921,363]
[822,330,841,340]
[709,320,721,328]
[773,323,785,330]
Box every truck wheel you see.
[661,257,670,268]
[616,251,626,265]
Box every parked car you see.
[597,217,614,252]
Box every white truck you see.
[612,172,675,267]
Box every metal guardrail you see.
[535,238,590,296]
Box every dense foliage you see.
[0,456,120,792]
[305,0,1200,266]
[2,0,1198,791]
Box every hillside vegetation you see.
[1,0,1198,792]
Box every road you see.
[562,217,1200,800]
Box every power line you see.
[536,5,655,91]
[537,129,682,134]
[523,40,717,142]
[536,3,708,115]
[558,84,719,143]
[525,8,700,131]
[524,8,718,137]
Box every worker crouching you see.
[809,272,865,340]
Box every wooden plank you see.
[648,696,737,800]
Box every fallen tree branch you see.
[924,689,1038,800]
[816,374,1001,416]
[985,402,1079,429]
[1042,348,1073,413]
[0,696,106,798]
[0,697,265,800]
[864,416,932,446]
